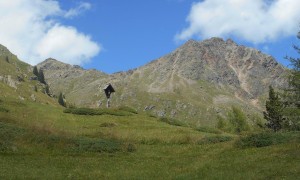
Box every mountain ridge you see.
[36,37,287,125]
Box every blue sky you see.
[0,0,299,73]
[59,0,197,73]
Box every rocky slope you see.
[38,37,287,125]
[0,45,57,105]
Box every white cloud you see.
[176,0,300,43]
[0,0,100,65]
[36,25,100,65]
[64,2,91,18]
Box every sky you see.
[0,0,299,74]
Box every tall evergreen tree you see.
[38,69,46,84]
[264,86,284,132]
[5,56,9,63]
[45,85,50,96]
[58,92,65,107]
[283,31,300,129]
[33,66,39,77]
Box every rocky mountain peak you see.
[137,37,286,100]
[39,58,75,71]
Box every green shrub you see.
[216,115,227,130]
[148,114,156,118]
[195,126,222,134]
[0,107,9,112]
[58,92,66,107]
[71,137,121,153]
[126,143,137,152]
[140,138,161,145]
[63,107,133,116]
[236,132,300,148]
[100,122,117,127]
[159,117,186,127]
[117,106,138,114]
[228,106,249,133]
[197,135,233,145]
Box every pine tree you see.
[45,85,50,96]
[38,69,46,84]
[33,66,39,77]
[5,56,9,63]
[58,92,65,107]
[283,31,300,130]
[264,86,284,132]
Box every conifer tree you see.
[264,86,284,132]
[58,92,65,107]
[283,31,300,129]
[38,69,46,84]
[45,85,50,96]
[33,66,39,77]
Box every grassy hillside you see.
[0,95,299,179]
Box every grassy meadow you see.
[0,96,299,179]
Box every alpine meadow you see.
[0,0,300,179]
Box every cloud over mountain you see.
[0,0,100,65]
[176,0,300,43]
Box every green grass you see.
[0,97,299,179]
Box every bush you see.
[216,115,226,130]
[159,117,186,127]
[195,126,222,134]
[100,122,117,128]
[236,132,300,148]
[58,92,65,107]
[63,107,133,116]
[125,143,137,152]
[0,107,9,112]
[117,106,138,114]
[197,135,233,145]
[71,137,122,153]
[5,56,9,63]
[228,106,249,133]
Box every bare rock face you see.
[0,75,19,89]
[136,37,286,100]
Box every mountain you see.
[0,44,57,105]
[38,37,287,126]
